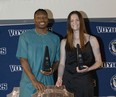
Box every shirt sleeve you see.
[16,34,28,59]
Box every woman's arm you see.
[88,36,103,71]
[56,39,66,86]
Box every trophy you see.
[76,44,85,70]
[42,46,51,72]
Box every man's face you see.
[34,11,49,29]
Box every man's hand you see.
[32,79,45,92]
[40,68,54,75]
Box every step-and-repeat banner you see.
[0,20,116,97]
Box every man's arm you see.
[20,58,45,91]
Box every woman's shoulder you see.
[85,34,99,46]
[85,33,97,41]
[61,38,67,43]
[61,38,66,42]
[61,38,67,46]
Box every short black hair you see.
[34,9,48,16]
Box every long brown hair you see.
[66,11,87,50]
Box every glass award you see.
[32,85,74,97]
[77,44,85,70]
[42,46,51,72]
[7,87,19,97]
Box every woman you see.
[56,11,102,97]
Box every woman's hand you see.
[55,78,62,87]
[76,65,89,73]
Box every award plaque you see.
[42,46,51,72]
[32,85,74,97]
[77,44,85,70]
[7,87,19,97]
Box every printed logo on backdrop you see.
[9,65,23,72]
[102,62,116,68]
[8,27,52,37]
[109,39,116,56]
[110,74,116,91]
[0,83,8,91]
[8,29,31,37]
[96,26,116,33]
[0,47,7,55]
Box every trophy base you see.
[41,69,51,72]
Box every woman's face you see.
[70,14,80,31]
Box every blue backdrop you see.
[0,19,116,97]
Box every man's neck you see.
[36,28,48,34]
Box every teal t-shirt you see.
[16,29,60,97]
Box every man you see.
[16,9,60,97]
